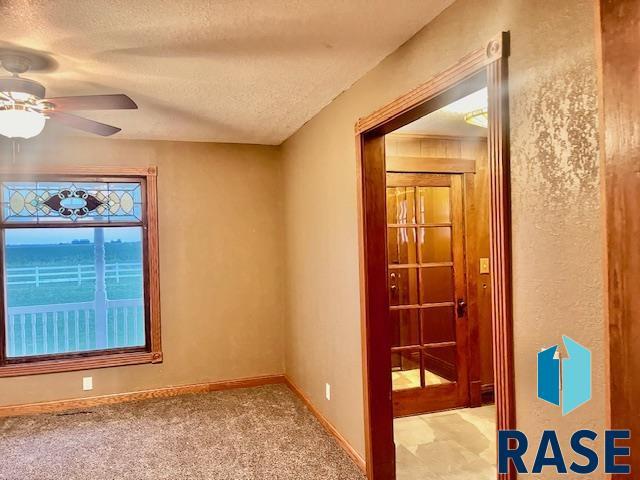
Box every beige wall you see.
[0,135,285,406]
[0,2,606,476]
[281,0,605,473]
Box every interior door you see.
[386,172,469,417]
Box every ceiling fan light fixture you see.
[0,103,47,139]
[464,108,488,129]
[0,53,137,139]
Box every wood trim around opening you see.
[486,53,516,480]
[0,165,157,177]
[0,351,158,378]
[355,32,507,135]
[0,165,162,377]
[356,32,514,480]
[597,0,639,475]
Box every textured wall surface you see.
[0,2,605,477]
[281,0,605,473]
[0,136,286,406]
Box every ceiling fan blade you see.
[48,111,122,136]
[44,94,138,111]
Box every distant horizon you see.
[6,240,142,247]
[4,227,142,246]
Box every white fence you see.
[6,299,145,357]
[6,262,143,286]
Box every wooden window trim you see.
[0,165,162,377]
[355,32,515,479]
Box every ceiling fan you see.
[0,54,137,139]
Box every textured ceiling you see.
[1,0,453,145]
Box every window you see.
[0,167,162,377]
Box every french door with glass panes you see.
[387,172,469,417]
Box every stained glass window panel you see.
[2,181,143,224]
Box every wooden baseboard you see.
[0,373,366,475]
[481,383,495,404]
[0,374,286,417]
[284,375,366,474]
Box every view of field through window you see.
[4,227,145,357]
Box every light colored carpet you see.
[0,384,365,480]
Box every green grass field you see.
[5,242,143,307]
[6,241,141,266]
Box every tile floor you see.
[394,404,496,480]
[392,368,449,390]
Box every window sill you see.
[0,351,163,378]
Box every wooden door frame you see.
[355,32,515,480]
[597,1,639,475]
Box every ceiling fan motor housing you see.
[0,54,32,74]
[0,77,46,100]
[0,52,136,138]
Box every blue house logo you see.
[537,335,591,415]
[499,337,628,475]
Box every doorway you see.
[355,33,514,480]
[386,84,497,478]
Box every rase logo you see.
[498,335,631,475]
[538,335,591,415]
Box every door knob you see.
[390,272,397,292]
[456,298,467,318]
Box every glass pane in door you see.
[389,268,419,306]
[422,306,457,386]
[421,306,456,344]
[391,349,421,391]
[418,226,452,262]
[387,187,416,224]
[391,309,420,348]
[388,227,417,265]
[416,186,450,224]
[420,266,454,304]
[424,345,457,384]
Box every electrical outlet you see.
[325,383,331,401]
[82,376,93,391]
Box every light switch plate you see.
[82,376,93,391]
[325,383,331,401]
[480,257,490,274]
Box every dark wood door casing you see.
[598,0,639,475]
[356,32,513,480]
